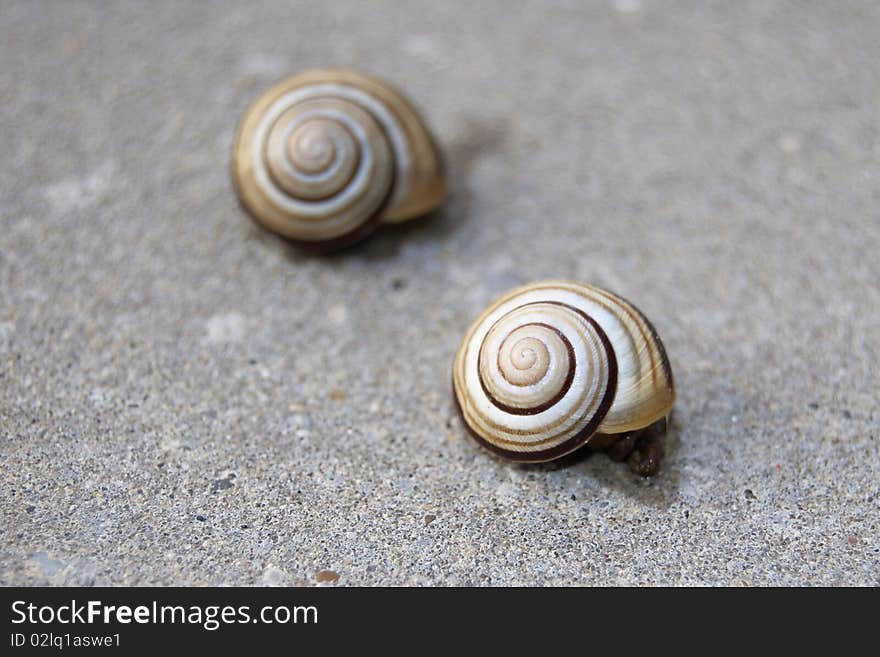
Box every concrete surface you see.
[1,0,878,586]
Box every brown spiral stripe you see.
[454,299,619,462]
[478,322,576,416]
[232,68,448,250]
[452,281,676,462]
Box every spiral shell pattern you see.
[233,69,446,249]
[453,281,675,462]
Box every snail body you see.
[232,69,446,250]
[452,281,674,465]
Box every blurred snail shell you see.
[232,69,446,250]
[452,281,675,463]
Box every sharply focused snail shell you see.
[232,69,446,250]
[452,281,675,462]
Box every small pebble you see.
[327,305,348,324]
[778,132,802,153]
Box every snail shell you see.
[232,69,446,250]
[452,281,675,462]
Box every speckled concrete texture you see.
[1,1,878,586]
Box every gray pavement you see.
[1,0,878,585]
